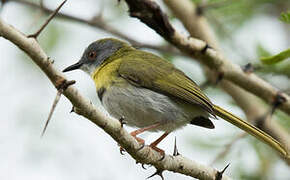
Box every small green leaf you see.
[280,11,290,24]
[260,48,290,65]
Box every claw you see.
[147,132,169,160]
[120,147,126,155]
[158,153,165,161]
[119,116,127,128]
[135,161,148,170]
[149,145,165,161]
[137,143,145,151]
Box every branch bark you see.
[123,0,290,117]
[0,18,231,180]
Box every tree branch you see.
[7,0,183,56]
[162,0,290,163]
[123,0,290,116]
[0,18,231,180]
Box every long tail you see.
[213,105,288,157]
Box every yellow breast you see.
[91,58,123,90]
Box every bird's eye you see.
[88,51,97,60]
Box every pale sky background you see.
[0,0,289,179]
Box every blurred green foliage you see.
[260,48,290,65]
[280,11,290,23]
[193,0,289,37]
[256,44,272,58]
[39,23,63,52]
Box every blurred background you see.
[0,0,289,179]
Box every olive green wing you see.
[117,51,215,115]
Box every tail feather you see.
[213,105,288,157]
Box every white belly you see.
[102,84,209,132]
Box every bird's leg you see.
[149,132,169,159]
[119,123,161,154]
[130,123,161,137]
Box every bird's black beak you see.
[63,61,83,72]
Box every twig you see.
[27,0,66,39]
[210,133,247,165]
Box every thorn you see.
[196,5,203,16]
[119,116,127,128]
[147,169,164,180]
[201,44,211,54]
[41,79,75,137]
[45,57,54,66]
[70,106,74,113]
[27,0,67,39]
[271,92,286,115]
[216,163,230,180]
[56,79,76,92]
[119,145,126,155]
[48,57,54,64]
[173,137,180,156]
[242,63,255,74]
[214,72,224,85]
[255,114,268,128]
[41,90,62,137]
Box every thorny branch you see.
[6,0,182,56]
[0,15,231,180]
[123,0,290,117]
[1,0,289,178]
[162,0,290,164]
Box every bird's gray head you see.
[63,38,130,75]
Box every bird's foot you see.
[119,133,145,155]
[149,144,165,161]
[147,132,169,161]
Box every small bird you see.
[63,38,286,156]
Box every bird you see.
[63,38,287,157]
